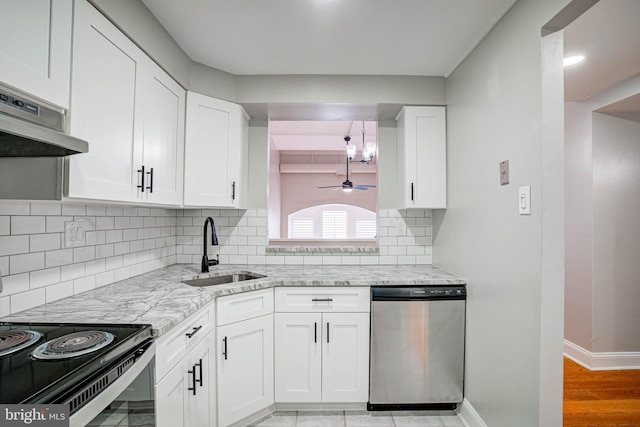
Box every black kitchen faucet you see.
[201,217,219,273]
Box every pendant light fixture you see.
[346,121,376,164]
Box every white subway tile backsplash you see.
[2,273,29,295]
[96,216,115,230]
[30,233,61,252]
[0,256,8,275]
[0,201,29,215]
[10,253,44,274]
[73,276,95,294]
[96,270,115,288]
[107,206,124,216]
[30,202,62,216]
[30,268,61,289]
[11,288,45,314]
[11,216,45,235]
[0,296,10,317]
[73,246,95,263]
[0,217,10,235]
[46,281,74,303]
[61,263,85,282]
[61,203,86,216]
[46,249,73,268]
[0,235,29,256]
[87,205,106,216]
[46,216,73,233]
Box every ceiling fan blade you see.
[355,185,376,188]
[317,185,343,189]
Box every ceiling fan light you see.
[342,187,353,193]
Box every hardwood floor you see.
[564,357,640,426]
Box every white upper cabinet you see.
[67,0,185,205]
[141,61,185,205]
[184,93,249,208]
[396,106,447,209]
[0,0,72,108]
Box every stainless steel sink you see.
[182,272,266,287]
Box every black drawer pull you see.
[411,182,414,201]
[194,359,203,387]
[146,167,154,193]
[326,322,330,343]
[314,322,317,343]
[223,336,228,360]
[188,365,197,396]
[312,298,333,302]
[185,325,202,338]
[137,165,145,192]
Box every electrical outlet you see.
[65,221,86,247]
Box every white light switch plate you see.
[519,186,531,215]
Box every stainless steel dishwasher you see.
[368,285,466,411]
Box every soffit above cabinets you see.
[142,0,517,77]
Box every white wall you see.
[592,113,640,352]
[564,73,640,358]
[433,0,569,425]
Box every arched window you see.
[288,204,376,240]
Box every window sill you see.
[266,239,378,254]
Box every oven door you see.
[69,341,156,427]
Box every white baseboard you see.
[458,398,487,427]
[564,339,640,370]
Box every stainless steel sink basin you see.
[182,272,266,287]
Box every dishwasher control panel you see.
[371,285,466,300]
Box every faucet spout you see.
[201,217,219,273]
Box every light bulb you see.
[346,143,357,159]
[342,187,353,193]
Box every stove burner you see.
[0,330,42,357]
[31,331,115,360]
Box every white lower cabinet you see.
[275,312,369,403]
[156,330,216,427]
[274,287,370,404]
[217,288,274,427]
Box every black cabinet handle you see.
[223,336,228,360]
[185,325,202,338]
[326,322,330,343]
[312,298,333,302]
[146,167,154,193]
[137,165,145,192]
[188,365,197,395]
[231,181,236,201]
[411,182,414,201]
[314,322,317,343]
[194,359,203,387]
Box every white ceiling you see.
[563,0,640,117]
[142,0,517,77]
[270,120,377,151]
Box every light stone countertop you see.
[1,264,465,338]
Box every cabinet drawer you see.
[275,287,370,313]
[217,288,274,326]
[155,302,215,382]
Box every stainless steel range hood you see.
[0,83,88,157]
[0,83,88,200]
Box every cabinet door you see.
[397,106,447,209]
[0,0,72,108]
[185,331,216,427]
[274,313,322,402]
[141,61,185,205]
[67,0,145,202]
[184,93,248,208]
[156,331,216,427]
[156,353,188,427]
[322,312,370,402]
[218,315,274,427]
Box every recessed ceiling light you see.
[563,55,585,67]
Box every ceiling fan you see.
[318,135,377,192]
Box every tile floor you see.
[86,401,154,427]
[249,411,465,427]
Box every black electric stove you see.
[0,322,153,415]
